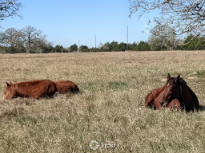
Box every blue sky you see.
[1,0,159,48]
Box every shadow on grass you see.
[0,107,25,120]
[141,103,205,113]
[198,105,205,112]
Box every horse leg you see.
[145,93,154,107]
[167,99,181,111]
[154,100,163,110]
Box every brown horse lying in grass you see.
[145,73,199,111]
[54,80,80,94]
[4,80,57,99]
[145,73,181,110]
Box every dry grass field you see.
[0,51,205,152]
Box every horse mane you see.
[179,78,198,99]
[179,77,185,83]
[178,77,199,110]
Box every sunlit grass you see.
[0,51,205,152]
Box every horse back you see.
[54,80,79,94]
[16,80,57,99]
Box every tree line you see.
[1,26,205,53]
[0,26,52,53]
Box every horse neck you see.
[157,86,165,94]
[162,86,167,100]
[150,86,164,98]
[160,85,170,101]
[11,84,18,93]
[151,86,166,102]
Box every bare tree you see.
[0,26,53,53]
[129,0,205,42]
[2,27,18,46]
[22,26,47,53]
[0,0,22,21]
[1,27,24,52]
[149,22,179,50]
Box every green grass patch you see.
[196,70,205,77]
[108,81,128,90]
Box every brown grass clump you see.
[0,51,205,152]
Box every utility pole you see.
[127,25,128,51]
[78,40,80,52]
[95,35,96,49]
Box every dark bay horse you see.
[178,78,199,111]
[4,80,57,99]
[54,80,79,94]
[145,73,181,110]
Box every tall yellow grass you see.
[0,51,205,152]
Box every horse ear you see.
[6,82,10,87]
[167,73,171,80]
[175,75,180,83]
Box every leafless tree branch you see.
[129,0,205,38]
[0,0,22,21]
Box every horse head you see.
[163,73,181,103]
[4,82,16,99]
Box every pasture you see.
[0,51,205,152]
